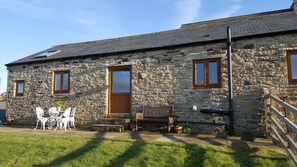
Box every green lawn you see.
[0,132,293,167]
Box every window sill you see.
[53,91,70,94]
[288,80,297,85]
[12,96,25,99]
[193,85,221,89]
[182,88,222,93]
[52,92,72,97]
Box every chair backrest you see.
[36,107,44,119]
[48,107,58,116]
[48,107,57,114]
[70,107,76,117]
[143,106,173,118]
[63,107,72,118]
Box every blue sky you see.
[0,0,293,93]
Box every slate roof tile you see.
[6,8,297,66]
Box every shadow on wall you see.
[13,116,36,126]
[233,88,264,137]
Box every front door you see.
[109,66,131,114]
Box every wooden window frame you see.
[53,71,70,93]
[16,80,25,96]
[287,50,297,84]
[192,58,221,88]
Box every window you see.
[54,71,70,93]
[287,50,297,84]
[193,58,221,88]
[16,80,25,96]
[112,71,130,93]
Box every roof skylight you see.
[33,50,61,59]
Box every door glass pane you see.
[55,74,61,91]
[112,71,130,93]
[63,73,69,90]
[209,62,218,84]
[195,63,204,84]
[291,54,297,79]
[17,82,24,94]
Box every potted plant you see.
[174,125,183,133]
[53,99,63,111]
[182,122,191,135]
[6,115,14,125]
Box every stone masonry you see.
[6,33,297,136]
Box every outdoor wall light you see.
[192,105,197,111]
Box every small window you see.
[16,80,25,96]
[193,58,221,88]
[54,71,70,93]
[112,71,130,93]
[287,50,297,84]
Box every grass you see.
[0,132,294,167]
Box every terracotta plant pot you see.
[174,125,183,133]
[6,116,14,125]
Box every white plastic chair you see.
[34,107,48,130]
[48,107,57,114]
[55,107,71,131]
[69,107,76,128]
[48,107,58,129]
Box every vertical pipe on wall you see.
[227,26,235,136]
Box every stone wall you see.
[6,33,297,136]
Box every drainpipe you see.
[227,26,235,136]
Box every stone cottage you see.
[5,1,297,136]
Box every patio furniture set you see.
[33,104,176,132]
[34,106,76,131]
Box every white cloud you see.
[208,4,242,20]
[170,0,202,28]
[0,0,124,38]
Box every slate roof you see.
[6,7,297,66]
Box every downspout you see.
[227,26,235,136]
